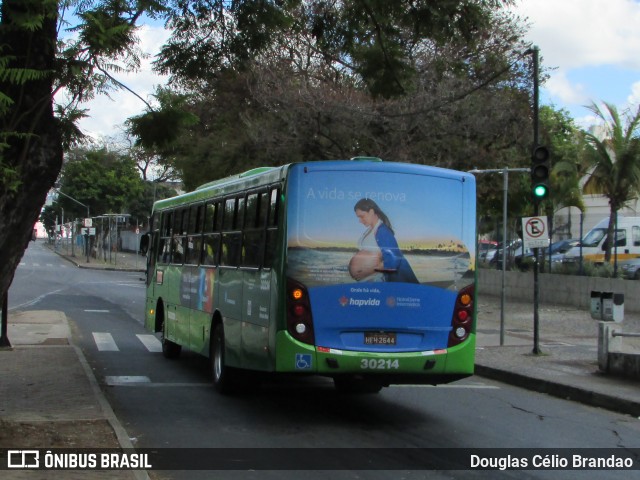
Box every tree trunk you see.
[604,208,617,264]
[0,1,63,300]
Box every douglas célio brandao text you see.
[470,453,635,470]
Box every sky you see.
[73,0,640,139]
[511,0,640,128]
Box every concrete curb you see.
[475,364,640,417]
[51,247,145,273]
[71,329,151,480]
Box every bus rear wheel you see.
[211,323,235,394]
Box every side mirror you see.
[140,233,150,255]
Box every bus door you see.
[285,163,476,354]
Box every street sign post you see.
[522,215,549,354]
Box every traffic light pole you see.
[532,46,542,355]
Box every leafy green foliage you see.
[582,102,640,262]
[126,87,199,150]
[57,147,146,218]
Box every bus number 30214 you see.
[360,359,400,370]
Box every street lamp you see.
[469,167,530,346]
[52,188,91,262]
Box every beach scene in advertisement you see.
[287,169,475,291]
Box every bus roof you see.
[153,165,287,211]
[152,159,472,211]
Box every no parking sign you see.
[522,216,549,249]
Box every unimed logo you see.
[8,450,39,469]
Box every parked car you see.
[620,258,640,279]
[489,239,527,270]
[514,238,580,271]
[478,240,498,263]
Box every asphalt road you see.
[8,243,640,479]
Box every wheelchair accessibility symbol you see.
[295,354,312,370]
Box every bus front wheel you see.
[211,323,235,394]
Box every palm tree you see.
[582,102,640,262]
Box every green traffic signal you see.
[531,145,550,202]
[533,184,548,198]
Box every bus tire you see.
[160,312,181,359]
[211,322,235,394]
[333,376,383,394]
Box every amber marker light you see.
[460,293,472,306]
[292,288,304,301]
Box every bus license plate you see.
[364,332,396,345]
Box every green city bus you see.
[141,158,477,393]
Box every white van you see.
[563,216,640,264]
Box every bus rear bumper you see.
[275,331,475,385]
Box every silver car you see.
[620,258,640,279]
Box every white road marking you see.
[136,334,163,352]
[92,332,119,351]
[85,309,110,313]
[9,288,65,311]
[105,376,151,386]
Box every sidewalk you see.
[1,249,640,476]
[476,294,640,417]
[50,242,146,272]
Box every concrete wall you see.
[478,269,640,313]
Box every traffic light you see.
[531,145,550,202]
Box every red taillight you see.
[287,278,315,345]
[448,284,474,347]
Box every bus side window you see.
[268,188,280,227]
[223,198,236,230]
[264,187,281,268]
[242,193,262,267]
[186,204,204,265]
[171,208,187,265]
[204,202,216,233]
[236,197,245,230]
[214,201,223,232]
[158,211,173,264]
[202,234,220,266]
[221,198,241,266]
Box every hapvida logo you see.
[348,297,381,307]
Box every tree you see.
[57,147,145,217]
[583,102,640,262]
[0,0,63,304]
[538,106,586,232]
[142,1,534,189]
[0,0,162,305]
